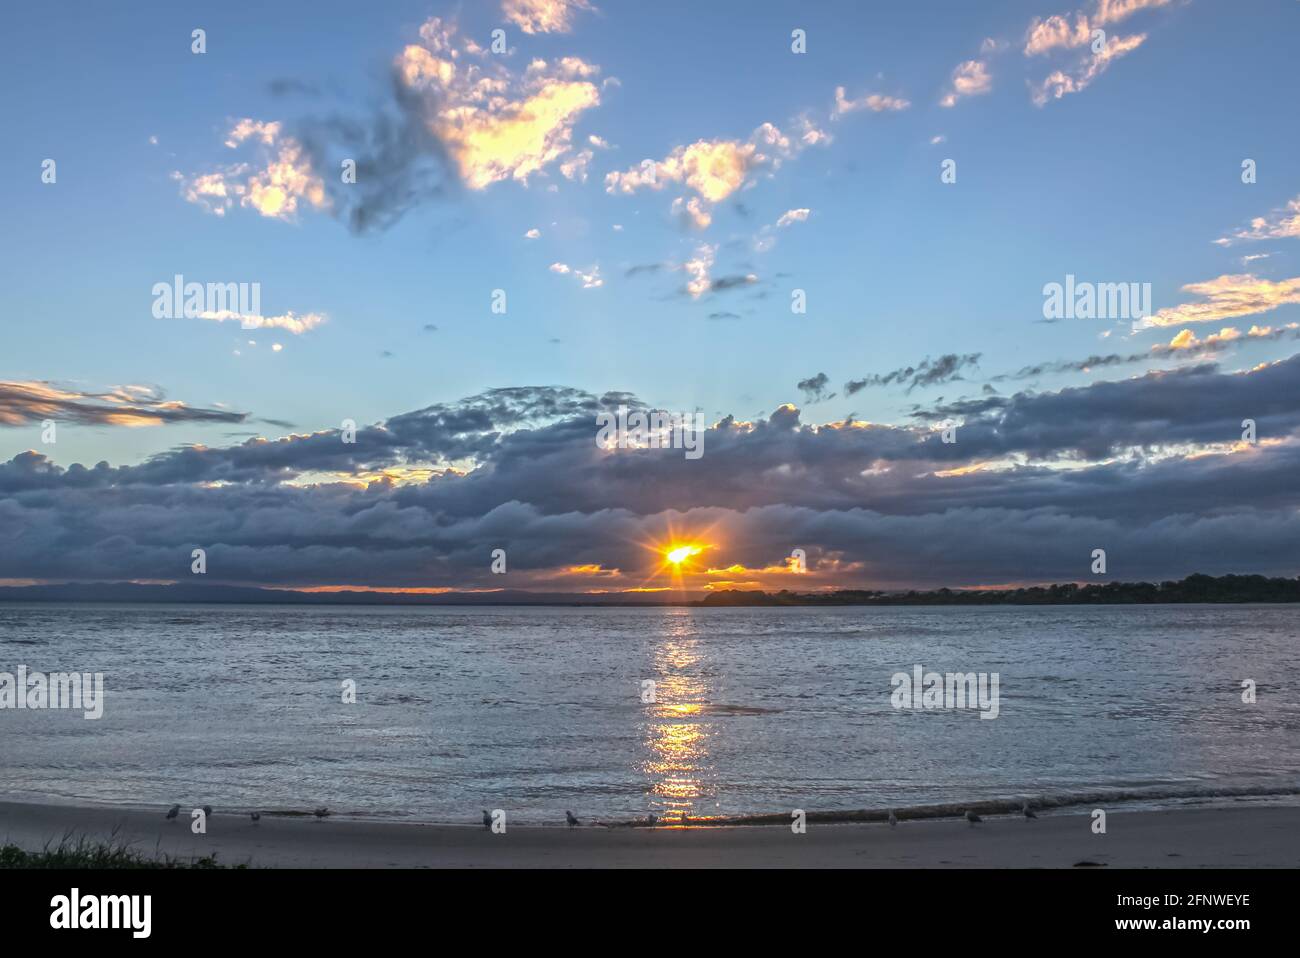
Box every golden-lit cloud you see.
[1140,274,1300,329]
[1030,32,1145,106]
[396,19,602,190]
[1215,194,1300,246]
[502,0,595,35]
[605,118,824,230]
[939,60,993,107]
[0,381,247,427]
[1024,0,1170,55]
[833,86,911,116]
[177,118,326,221]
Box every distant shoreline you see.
[0,573,1297,607]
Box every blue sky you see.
[2,0,1299,591]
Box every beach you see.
[3,800,1298,868]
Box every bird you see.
[165,804,180,822]
[313,807,329,821]
[647,813,657,827]
[680,811,690,826]
[565,810,579,828]
[1022,801,1038,820]
[482,809,492,830]
[965,810,983,826]
[888,810,898,828]
[250,811,261,825]
[202,805,213,818]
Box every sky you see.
[2,0,1299,593]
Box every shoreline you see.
[4,799,1299,868]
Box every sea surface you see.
[1,603,1298,824]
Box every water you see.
[1,603,1298,823]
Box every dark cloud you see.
[3,359,1299,589]
[797,372,833,403]
[845,353,982,394]
[0,381,248,428]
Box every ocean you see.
[1,603,1297,824]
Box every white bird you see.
[1022,801,1038,820]
[888,810,898,827]
[482,809,492,830]
[965,810,982,825]
[565,810,580,828]
[165,804,180,822]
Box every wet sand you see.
[3,800,1299,868]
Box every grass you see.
[1,829,245,869]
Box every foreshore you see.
[3,800,1298,868]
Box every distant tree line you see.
[697,574,1300,606]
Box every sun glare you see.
[666,544,703,565]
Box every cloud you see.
[776,208,811,228]
[0,382,249,428]
[797,372,833,403]
[845,353,982,394]
[1215,194,1300,246]
[833,87,911,116]
[177,118,327,221]
[1024,0,1170,55]
[502,0,595,35]
[605,118,826,230]
[549,262,603,288]
[939,60,993,108]
[1030,32,1145,105]
[1140,274,1300,329]
[397,21,602,190]
[7,360,1300,590]
[683,244,715,299]
[525,228,541,239]
[192,309,327,335]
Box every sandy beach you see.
[3,800,1298,868]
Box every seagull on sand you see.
[965,810,983,826]
[888,810,898,828]
[313,807,329,821]
[680,811,690,826]
[1022,801,1038,820]
[647,813,657,827]
[250,811,261,825]
[482,809,492,830]
[202,805,213,818]
[565,810,580,828]
[165,804,180,822]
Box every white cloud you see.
[939,60,993,108]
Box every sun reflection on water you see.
[641,611,716,819]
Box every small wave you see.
[646,781,1300,826]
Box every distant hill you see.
[699,574,1300,606]
[0,574,1296,606]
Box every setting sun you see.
[665,544,703,565]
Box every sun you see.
[665,544,703,565]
